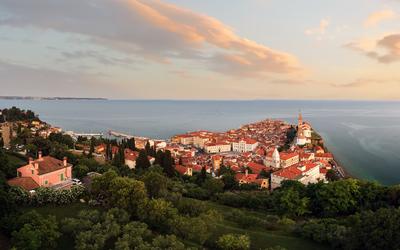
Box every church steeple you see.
[298,111,303,127]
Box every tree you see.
[155,149,164,166]
[11,211,60,250]
[203,178,224,196]
[142,170,168,198]
[346,208,400,250]
[108,177,148,213]
[196,166,207,185]
[88,137,96,157]
[145,141,153,156]
[221,173,239,190]
[162,150,175,177]
[151,235,185,250]
[326,169,339,182]
[91,170,118,201]
[136,149,151,170]
[216,234,251,250]
[127,138,136,151]
[273,187,310,217]
[73,164,90,178]
[312,179,360,217]
[114,222,151,250]
[138,198,178,232]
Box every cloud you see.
[58,50,137,67]
[305,19,330,37]
[0,60,109,97]
[345,33,400,63]
[0,0,303,78]
[332,77,400,88]
[364,9,396,28]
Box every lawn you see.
[203,200,330,250]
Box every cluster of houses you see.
[164,113,333,190]
[6,113,335,192]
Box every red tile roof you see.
[7,177,40,190]
[247,162,270,174]
[273,163,319,180]
[25,156,71,175]
[235,173,258,182]
[124,149,139,161]
[280,152,299,161]
[315,153,333,159]
[175,165,190,175]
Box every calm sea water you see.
[1,99,400,185]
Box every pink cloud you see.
[346,33,400,63]
[364,9,396,28]
[0,0,303,78]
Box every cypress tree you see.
[136,149,151,170]
[145,141,152,156]
[162,150,175,177]
[155,149,164,166]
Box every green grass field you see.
[203,201,329,250]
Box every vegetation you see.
[0,107,38,122]
[2,107,400,250]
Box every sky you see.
[0,0,399,100]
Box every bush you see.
[227,209,264,229]
[216,234,250,250]
[296,218,348,248]
[176,198,208,216]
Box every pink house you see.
[7,152,73,191]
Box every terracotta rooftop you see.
[7,177,40,190]
[280,152,299,161]
[24,156,72,175]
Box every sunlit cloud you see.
[0,0,303,78]
[364,9,396,28]
[305,18,330,40]
[346,33,400,63]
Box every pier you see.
[108,130,149,140]
[65,131,104,139]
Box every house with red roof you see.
[232,138,259,153]
[124,148,139,169]
[175,165,193,176]
[246,162,270,174]
[280,152,299,168]
[7,152,73,191]
[315,153,333,161]
[270,162,320,190]
[235,170,269,189]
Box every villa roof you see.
[7,177,40,190]
[22,156,71,175]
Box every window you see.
[31,169,34,175]
[60,173,64,181]
[44,180,48,185]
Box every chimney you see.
[38,151,42,159]
[34,162,39,169]
[245,168,248,176]
[63,157,67,167]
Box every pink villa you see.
[7,152,73,191]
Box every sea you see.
[1,99,400,185]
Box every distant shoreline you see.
[0,96,107,101]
